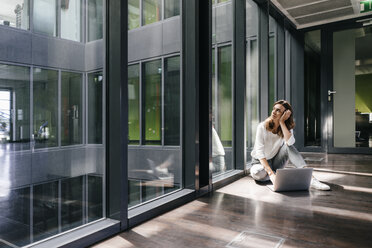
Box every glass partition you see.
[128,56,181,208]
[143,0,161,26]
[246,0,259,152]
[0,0,29,29]
[164,0,180,19]
[33,68,58,149]
[128,64,140,144]
[88,71,103,144]
[33,0,57,36]
[0,64,30,151]
[61,0,82,41]
[0,0,106,246]
[61,71,82,146]
[269,16,277,113]
[87,0,103,41]
[164,56,180,146]
[211,45,233,176]
[129,0,140,30]
[304,30,321,146]
[143,59,162,145]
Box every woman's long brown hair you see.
[265,100,295,138]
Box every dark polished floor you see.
[93,154,372,248]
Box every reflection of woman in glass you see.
[250,100,330,190]
[211,126,226,173]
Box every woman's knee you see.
[250,164,269,181]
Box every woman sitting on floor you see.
[250,100,330,191]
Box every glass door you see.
[331,26,372,151]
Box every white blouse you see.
[251,122,295,160]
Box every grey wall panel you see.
[0,27,32,64]
[32,149,69,183]
[85,40,104,71]
[162,17,181,55]
[215,3,233,44]
[32,35,85,71]
[128,147,181,185]
[0,152,32,189]
[128,23,163,62]
[84,146,105,175]
[31,147,104,184]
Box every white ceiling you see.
[271,0,372,29]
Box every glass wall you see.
[128,64,140,144]
[164,0,180,19]
[0,0,29,29]
[246,0,259,151]
[33,0,57,36]
[142,0,161,26]
[33,68,58,149]
[0,64,30,151]
[304,30,321,146]
[129,0,140,30]
[87,0,103,41]
[269,16,277,113]
[143,59,162,145]
[61,0,82,41]
[61,71,82,146]
[128,55,181,207]
[88,71,103,144]
[211,0,233,177]
[0,0,105,246]
[164,56,180,146]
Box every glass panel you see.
[128,64,140,144]
[333,27,372,148]
[33,68,58,149]
[88,175,103,222]
[87,0,103,41]
[245,0,258,38]
[128,0,140,30]
[0,187,30,246]
[33,181,59,242]
[61,176,83,231]
[246,39,259,148]
[33,0,57,36]
[304,30,321,146]
[218,46,232,147]
[143,0,161,26]
[269,36,276,113]
[164,56,180,146]
[164,0,180,19]
[0,0,106,246]
[212,45,233,176]
[0,0,29,29]
[143,60,161,145]
[217,0,229,3]
[61,72,82,146]
[88,71,103,144]
[0,64,30,151]
[128,179,141,208]
[61,0,81,41]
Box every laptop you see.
[267,168,313,192]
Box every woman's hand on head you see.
[280,110,291,123]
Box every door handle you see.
[328,90,336,96]
[328,90,336,102]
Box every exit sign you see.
[361,0,372,13]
